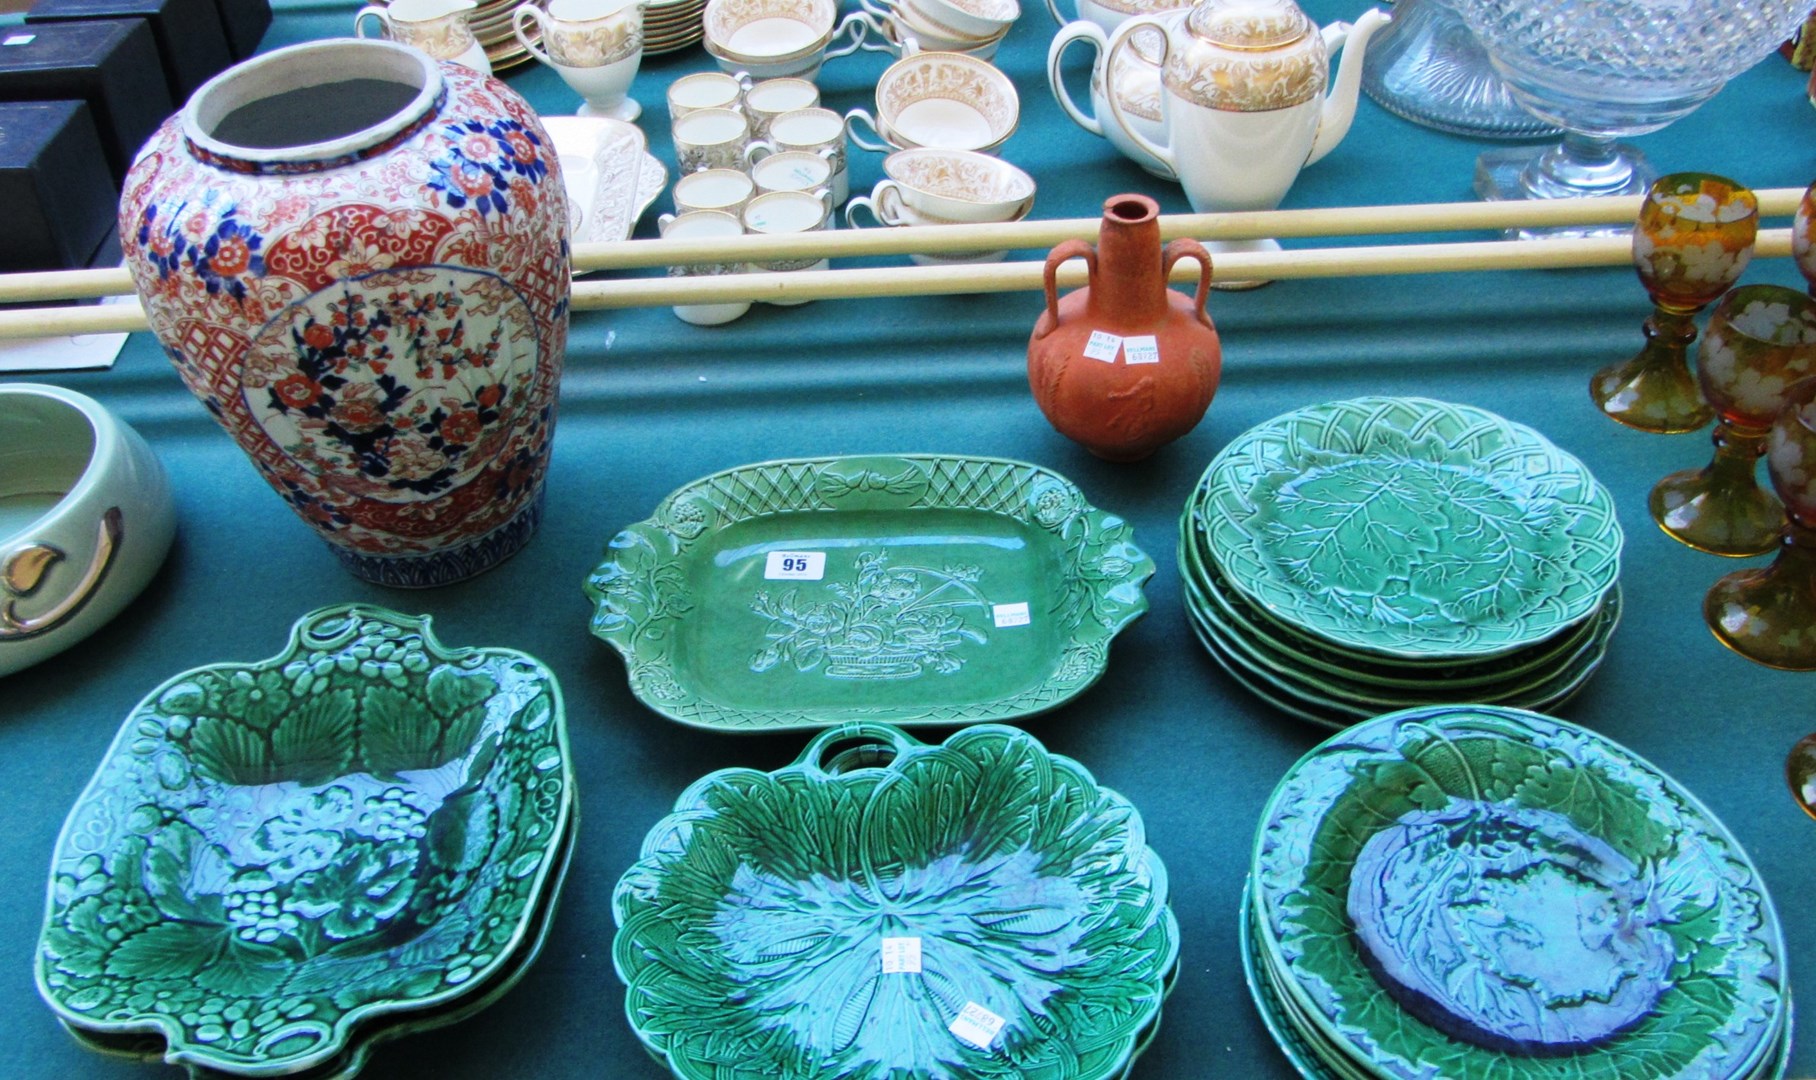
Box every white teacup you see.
[673,167,756,215]
[750,149,833,198]
[878,146,1033,221]
[356,0,491,74]
[845,51,1019,154]
[514,0,647,120]
[744,77,820,137]
[742,189,831,304]
[844,178,1028,264]
[1044,0,1173,32]
[850,9,1009,58]
[744,107,848,203]
[673,107,751,173]
[668,70,749,121]
[660,210,751,326]
[858,0,1015,43]
[702,0,866,77]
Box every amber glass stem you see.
[1592,306,1712,433]
[1706,520,1816,671]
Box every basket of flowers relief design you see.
[613,722,1178,1080]
[583,454,1154,732]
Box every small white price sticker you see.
[880,937,922,974]
[3,34,37,45]
[949,1002,1006,1049]
[992,602,1031,628]
[1082,330,1122,363]
[764,551,826,580]
[1123,335,1160,364]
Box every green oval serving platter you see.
[612,722,1177,1080]
[35,605,575,1078]
[1197,398,1623,660]
[1250,705,1788,1080]
[585,454,1154,731]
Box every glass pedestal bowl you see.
[1446,0,1809,237]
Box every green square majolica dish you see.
[1249,704,1788,1080]
[35,605,574,1077]
[613,722,1178,1079]
[584,455,1154,731]
[1198,398,1623,659]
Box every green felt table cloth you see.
[5,0,1816,1075]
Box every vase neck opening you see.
[183,40,445,175]
[1093,195,1166,321]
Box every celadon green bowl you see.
[35,605,574,1077]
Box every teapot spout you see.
[1305,7,1390,167]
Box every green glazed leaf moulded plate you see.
[35,605,575,1078]
[585,454,1154,731]
[1199,398,1623,659]
[1250,704,1788,1080]
[613,722,1178,1080]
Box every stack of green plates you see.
[1242,704,1791,1080]
[1179,397,1625,728]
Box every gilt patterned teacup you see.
[356,0,491,73]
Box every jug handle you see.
[1047,20,1108,137]
[512,5,556,67]
[1037,239,1097,338]
[1162,239,1213,330]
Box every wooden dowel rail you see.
[0,228,1795,341]
[0,187,1806,309]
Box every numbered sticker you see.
[764,551,826,580]
[992,602,1031,628]
[1123,335,1160,365]
[881,937,922,974]
[1082,330,1122,363]
[949,1002,1007,1049]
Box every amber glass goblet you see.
[1591,173,1757,433]
[1794,179,1815,297]
[1653,285,1816,556]
[1705,377,1816,670]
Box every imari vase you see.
[120,40,570,587]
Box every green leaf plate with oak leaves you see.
[612,722,1178,1080]
[584,455,1154,732]
[35,605,575,1078]
[1249,705,1788,1080]
[1199,398,1623,660]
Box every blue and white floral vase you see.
[120,40,570,587]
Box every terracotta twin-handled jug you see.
[1028,193,1222,461]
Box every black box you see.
[212,0,271,59]
[28,0,233,103]
[0,100,119,272]
[0,20,174,183]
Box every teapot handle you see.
[1037,239,1097,339]
[1162,238,1213,330]
[1103,16,1175,171]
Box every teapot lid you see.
[1184,0,1313,49]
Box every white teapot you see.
[1104,0,1387,256]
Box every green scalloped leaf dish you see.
[1200,398,1622,659]
[613,722,1178,1080]
[584,455,1154,731]
[35,605,575,1078]
[1250,705,1787,1080]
